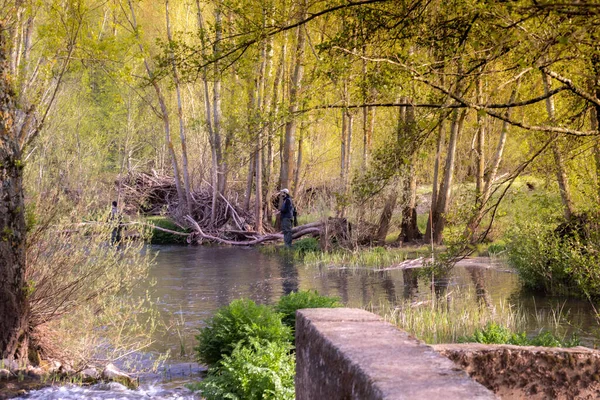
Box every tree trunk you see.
[128,0,185,211]
[397,102,422,243]
[542,71,574,220]
[244,153,254,212]
[425,112,446,243]
[429,108,467,244]
[0,29,29,361]
[293,122,305,198]
[166,0,191,215]
[280,0,306,192]
[475,75,485,200]
[195,0,219,224]
[213,4,225,195]
[399,162,422,243]
[376,188,398,246]
[464,80,520,241]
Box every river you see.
[19,245,600,399]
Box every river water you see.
[19,245,600,399]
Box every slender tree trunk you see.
[195,0,219,224]
[166,0,191,215]
[213,4,225,195]
[244,153,254,212]
[340,108,346,180]
[430,108,467,244]
[293,122,305,198]
[376,188,398,246]
[475,75,485,200]
[464,80,520,241]
[592,52,600,202]
[542,71,574,220]
[396,101,422,243]
[425,111,446,243]
[128,0,185,210]
[0,27,29,361]
[280,0,306,192]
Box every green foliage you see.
[291,237,320,255]
[275,290,341,330]
[506,221,600,298]
[188,339,295,400]
[147,216,190,244]
[460,323,579,347]
[195,299,291,367]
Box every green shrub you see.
[147,216,190,244]
[195,299,291,366]
[292,237,320,255]
[460,323,579,347]
[189,338,295,400]
[506,222,600,298]
[275,290,341,330]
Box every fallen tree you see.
[185,216,322,246]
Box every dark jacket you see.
[280,196,294,219]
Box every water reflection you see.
[140,246,600,359]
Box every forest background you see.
[2,0,600,363]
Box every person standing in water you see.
[109,200,123,244]
[278,189,294,248]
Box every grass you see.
[302,245,433,269]
[376,289,576,345]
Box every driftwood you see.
[185,216,322,246]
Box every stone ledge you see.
[433,343,600,400]
[295,308,497,400]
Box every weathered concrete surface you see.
[295,308,496,400]
[434,343,600,400]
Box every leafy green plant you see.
[275,290,341,331]
[195,299,291,367]
[292,237,320,255]
[147,216,190,244]
[189,338,295,400]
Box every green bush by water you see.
[275,290,341,331]
[194,299,290,367]
[189,339,295,400]
[506,222,600,298]
[460,322,579,347]
[191,291,340,398]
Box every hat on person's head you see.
[280,188,289,195]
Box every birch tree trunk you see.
[166,0,191,215]
[542,71,574,220]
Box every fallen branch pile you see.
[118,172,353,247]
[118,171,253,232]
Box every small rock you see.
[101,363,137,389]
[80,367,99,382]
[0,368,12,379]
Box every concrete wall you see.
[295,308,496,400]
